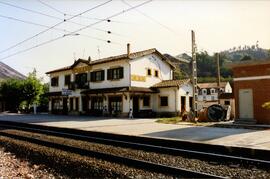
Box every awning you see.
[81,87,157,94]
[44,91,67,97]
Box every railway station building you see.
[45,45,193,117]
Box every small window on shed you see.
[225,100,230,105]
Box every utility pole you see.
[191,30,198,116]
[216,53,221,104]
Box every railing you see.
[68,82,89,90]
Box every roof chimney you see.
[88,56,91,63]
[127,43,130,57]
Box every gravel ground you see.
[0,135,169,178]
[0,147,61,178]
[1,129,270,178]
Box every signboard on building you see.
[62,88,72,96]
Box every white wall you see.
[130,54,172,88]
[90,60,130,89]
[225,82,232,93]
[178,83,193,112]
[49,70,73,92]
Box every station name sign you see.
[62,88,72,96]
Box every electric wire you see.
[36,0,130,24]
[0,0,112,54]
[0,0,153,61]
[36,0,65,15]
[0,14,124,39]
[0,1,124,27]
[121,0,179,36]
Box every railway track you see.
[0,121,269,178]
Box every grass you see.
[156,117,181,124]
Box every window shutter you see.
[90,72,94,82]
[101,70,104,80]
[119,67,124,78]
[107,69,112,80]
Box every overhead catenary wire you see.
[36,0,130,24]
[36,0,65,15]
[121,0,179,36]
[0,0,112,54]
[0,14,124,40]
[0,0,153,61]
[0,1,128,26]
[0,1,125,29]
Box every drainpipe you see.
[174,88,178,115]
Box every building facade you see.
[232,60,270,124]
[197,82,232,110]
[46,47,193,117]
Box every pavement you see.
[1,113,270,150]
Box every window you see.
[203,96,206,101]
[91,97,103,110]
[109,96,122,112]
[211,96,215,101]
[143,96,150,107]
[147,68,152,76]
[160,96,168,106]
[75,73,88,88]
[211,89,215,94]
[107,67,123,80]
[75,98,79,111]
[64,75,71,86]
[154,70,159,77]
[202,89,207,95]
[90,70,104,82]
[69,98,73,111]
[225,100,230,105]
[51,77,59,87]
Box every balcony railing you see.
[68,82,89,90]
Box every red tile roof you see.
[46,48,175,74]
[152,79,190,88]
[197,82,227,89]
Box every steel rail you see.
[0,121,269,169]
[0,130,225,178]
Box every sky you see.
[0,0,269,82]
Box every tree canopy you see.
[0,69,47,112]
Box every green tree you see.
[262,102,270,109]
[240,55,252,61]
[0,79,24,111]
[21,69,44,108]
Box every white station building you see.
[46,45,193,117]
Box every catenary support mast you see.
[191,30,198,116]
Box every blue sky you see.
[0,0,269,81]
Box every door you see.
[181,96,186,112]
[239,89,254,119]
[63,98,68,115]
[133,96,139,117]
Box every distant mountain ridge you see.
[0,62,25,80]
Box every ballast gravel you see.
[1,129,270,178]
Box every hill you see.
[221,47,270,61]
[0,62,25,80]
